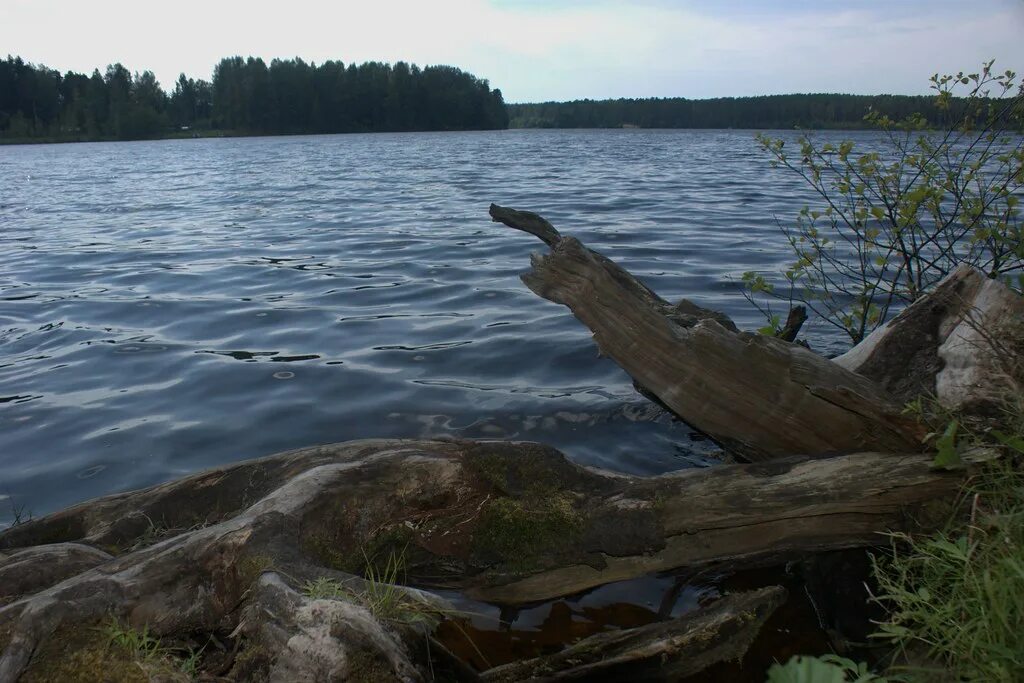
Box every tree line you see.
[1,53,980,142]
[507,94,951,130]
[0,55,508,142]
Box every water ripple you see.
[0,129,874,523]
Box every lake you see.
[0,128,878,524]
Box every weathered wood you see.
[835,264,1024,415]
[779,305,808,343]
[489,204,926,461]
[0,439,962,681]
[481,586,786,682]
[0,544,112,603]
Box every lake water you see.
[0,128,876,525]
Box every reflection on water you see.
[0,129,873,522]
[432,563,841,679]
[434,573,717,669]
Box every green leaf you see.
[766,656,847,683]
[932,420,963,468]
[992,430,1024,454]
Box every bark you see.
[0,439,963,681]
[835,264,1024,415]
[489,204,926,462]
[778,305,808,343]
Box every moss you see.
[472,492,583,571]
[463,445,588,572]
[465,446,568,498]
[231,643,273,681]
[301,499,364,573]
[20,622,185,683]
[237,554,274,588]
[346,649,399,683]
[361,525,414,575]
[302,501,414,577]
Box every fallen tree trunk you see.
[480,586,786,682]
[489,204,926,462]
[834,264,1024,416]
[0,439,963,681]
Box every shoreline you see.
[0,123,936,147]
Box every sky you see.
[2,0,1023,103]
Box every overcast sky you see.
[2,0,1023,102]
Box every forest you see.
[507,93,948,129]
[0,55,508,142]
[0,53,978,142]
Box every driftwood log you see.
[489,204,926,462]
[0,439,963,681]
[4,206,1012,680]
[480,586,786,682]
[835,264,1024,415]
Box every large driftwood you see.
[489,204,925,462]
[835,264,1024,415]
[0,439,962,681]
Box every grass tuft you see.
[871,460,1024,681]
[303,550,460,630]
[102,619,167,663]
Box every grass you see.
[303,576,352,600]
[302,549,443,627]
[102,618,207,680]
[870,460,1024,681]
[302,547,492,671]
[769,339,1024,682]
[869,354,1024,682]
[102,620,166,663]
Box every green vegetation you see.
[767,654,900,682]
[236,554,274,589]
[472,494,582,571]
[753,62,1023,681]
[465,446,585,571]
[300,500,415,577]
[0,54,507,142]
[102,619,169,665]
[510,94,951,131]
[871,459,1024,681]
[9,52,1020,145]
[303,551,443,627]
[748,61,1023,343]
[21,618,204,682]
[103,619,208,680]
[761,322,1024,681]
[303,575,352,600]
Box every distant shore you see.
[0,122,930,146]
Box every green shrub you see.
[751,61,1023,343]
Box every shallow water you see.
[0,129,886,524]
